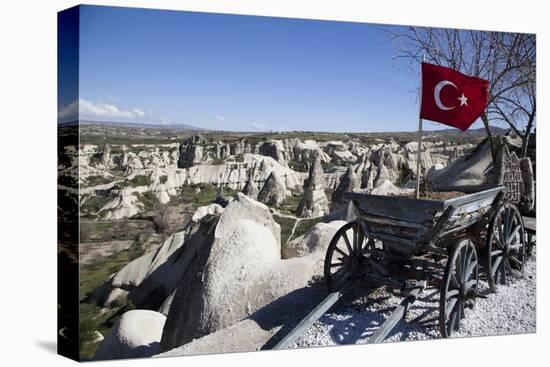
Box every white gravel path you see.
[292,250,536,347]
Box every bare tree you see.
[388,27,536,158]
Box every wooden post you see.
[414,118,423,199]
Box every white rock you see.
[94,310,166,360]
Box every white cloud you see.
[215,115,226,121]
[58,98,148,121]
[58,100,79,120]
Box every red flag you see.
[420,62,489,131]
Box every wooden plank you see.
[368,231,416,246]
[433,184,499,194]
[450,196,495,216]
[523,216,536,233]
[357,201,438,225]
[367,281,426,344]
[361,214,424,229]
[272,289,344,350]
[345,192,445,211]
[443,187,504,209]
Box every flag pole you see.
[414,55,425,199]
[414,117,423,199]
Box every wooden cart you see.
[324,186,526,337]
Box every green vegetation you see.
[116,174,152,188]
[81,195,111,216]
[85,175,115,187]
[273,214,297,246]
[321,161,337,171]
[180,183,219,208]
[278,191,302,215]
[288,160,308,172]
[293,217,324,239]
[138,191,158,212]
[79,239,146,359]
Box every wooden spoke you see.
[446,297,458,317]
[342,232,353,255]
[465,261,476,280]
[485,203,525,292]
[333,246,348,258]
[324,220,371,292]
[440,239,478,338]
[446,289,459,299]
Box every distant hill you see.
[434,126,508,136]
[79,120,206,131]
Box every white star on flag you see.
[458,93,468,106]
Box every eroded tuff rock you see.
[296,156,329,218]
[94,310,166,360]
[282,220,346,259]
[331,166,360,210]
[257,171,288,205]
[242,169,259,199]
[89,216,218,311]
[159,193,324,352]
[101,143,111,168]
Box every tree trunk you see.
[481,113,496,161]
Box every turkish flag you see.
[420,62,489,131]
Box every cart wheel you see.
[324,220,371,292]
[439,239,478,338]
[485,202,525,293]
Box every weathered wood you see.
[519,157,535,213]
[415,205,455,247]
[360,214,424,229]
[522,216,536,233]
[273,289,344,350]
[367,281,427,344]
[443,186,504,209]
[368,231,416,247]
[345,192,445,211]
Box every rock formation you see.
[159,193,324,352]
[89,216,218,311]
[101,143,111,168]
[282,220,346,258]
[257,171,288,205]
[242,169,259,199]
[94,310,166,360]
[296,156,330,218]
[331,166,360,210]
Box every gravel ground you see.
[292,250,536,347]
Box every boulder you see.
[191,203,224,222]
[282,220,346,258]
[159,193,322,352]
[94,310,166,360]
[370,180,414,196]
[257,171,288,205]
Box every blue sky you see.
[58,5,487,132]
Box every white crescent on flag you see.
[434,80,458,111]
